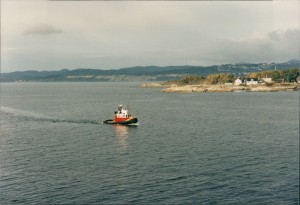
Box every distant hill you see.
[1,60,299,82]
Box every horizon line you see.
[2,59,299,73]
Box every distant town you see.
[1,60,299,83]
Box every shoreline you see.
[140,83,300,93]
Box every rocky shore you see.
[139,83,165,88]
[140,83,299,93]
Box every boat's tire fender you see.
[103,119,114,124]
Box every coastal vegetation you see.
[246,68,299,83]
[167,74,235,85]
[165,68,299,86]
[141,68,299,92]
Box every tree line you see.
[171,68,299,85]
[246,68,299,83]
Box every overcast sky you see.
[1,0,299,72]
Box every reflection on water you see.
[113,125,129,148]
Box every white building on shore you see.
[234,78,243,85]
[246,78,258,85]
[262,77,272,83]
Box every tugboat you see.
[103,105,138,125]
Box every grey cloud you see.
[2,0,298,72]
[23,23,63,36]
[202,29,299,64]
[268,29,298,42]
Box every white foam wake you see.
[1,106,101,125]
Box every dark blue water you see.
[1,82,299,204]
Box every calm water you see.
[0,82,299,204]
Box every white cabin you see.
[115,105,132,118]
[234,78,243,85]
[246,78,258,85]
[262,77,272,83]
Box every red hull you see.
[114,116,130,122]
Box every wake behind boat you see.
[103,105,138,125]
